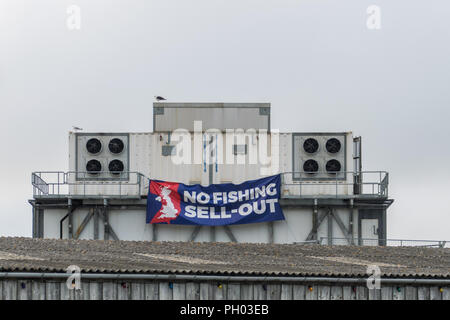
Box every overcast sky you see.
[0,0,449,240]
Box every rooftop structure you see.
[30,103,393,245]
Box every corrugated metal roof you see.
[0,237,448,278]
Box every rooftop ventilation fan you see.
[86,159,102,174]
[109,159,124,175]
[326,159,341,173]
[86,138,102,154]
[303,159,319,173]
[326,138,341,153]
[108,138,124,154]
[303,138,319,154]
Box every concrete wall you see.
[0,278,448,300]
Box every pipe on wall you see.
[0,273,449,285]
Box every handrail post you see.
[335,172,338,198]
[138,173,141,196]
[299,172,301,197]
[386,172,389,197]
[119,175,122,198]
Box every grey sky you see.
[0,0,449,239]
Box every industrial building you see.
[0,237,449,300]
[8,111,448,301]
[30,103,393,245]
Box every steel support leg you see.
[103,199,109,240]
[68,198,73,239]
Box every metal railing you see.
[280,171,388,198]
[317,237,448,248]
[32,170,388,199]
[32,171,150,199]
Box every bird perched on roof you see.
[154,96,166,101]
[72,126,83,132]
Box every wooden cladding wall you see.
[0,279,449,300]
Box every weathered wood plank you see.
[240,284,253,300]
[31,281,46,300]
[342,286,355,300]
[18,281,31,300]
[60,282,74,300]
[330,286,343,300]
[417,287,430,300]
[442,287,450,300]
[305,285,318,300]
[443,287,449,300]
[356,286,368,300]
[46,282,60,300]
[381,286,393,300]
[392,286,405,300]
[78,282,89,300]
[281,284,292,300]
[266,284,281,300]
[3,280,17,300]
[117,282,130,300]
[0,281,2,300]
[253,284,267,300]
[213,283,227,300]
[430,287,442,300]
[186,282,200,300]
[405,286,417,300]
[199,282,212,300]
[173,282,186,300]
[293,285,305,300]
[318,285,331,300]
[131,282,145,300]
[159,282,173,300]
[227,283,240,300]
[368,289,381,300]
[102,282,117,300]
[145,282,159,300]
[89,282,102,300]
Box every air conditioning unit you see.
[75,133,129,181]
[292,133,346,180]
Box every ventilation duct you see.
[326,138,341,154]
[303,138,319,154]
[292,133,346,180]
[109,160,124,174]
[76,133,129,180]
[303,159,319,173]
[86,138,102,154]
[326,159,342,173]
[86,159,102,174]
[108,138,124,154]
